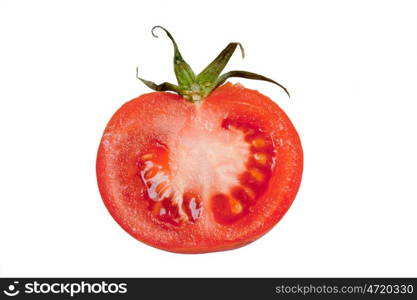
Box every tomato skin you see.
[97,83,303,253]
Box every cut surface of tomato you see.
[97,26,302,253]
[97,83,303,253]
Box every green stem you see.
[137,26,290,102]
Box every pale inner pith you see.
[170,124,250,203]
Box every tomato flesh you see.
[97,83,303,253]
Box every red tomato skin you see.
[97,83,303,253]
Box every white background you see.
[1,0,416,277]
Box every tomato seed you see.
[253,152,267,165]
[229,197,243,214]
[249,168,265,182]
[155,182,169,194]
[141,153,154,161]
[144,167,158,179]
[252,138,266,148]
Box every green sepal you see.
[137,26,290,102]
[151,26,196,89]
[136,67,183,95]
[215,70,290,98]
[196,42,244,96]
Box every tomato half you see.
[96,27,303,253]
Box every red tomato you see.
[96,27,303,253]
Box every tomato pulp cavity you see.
[97,27,303,253]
